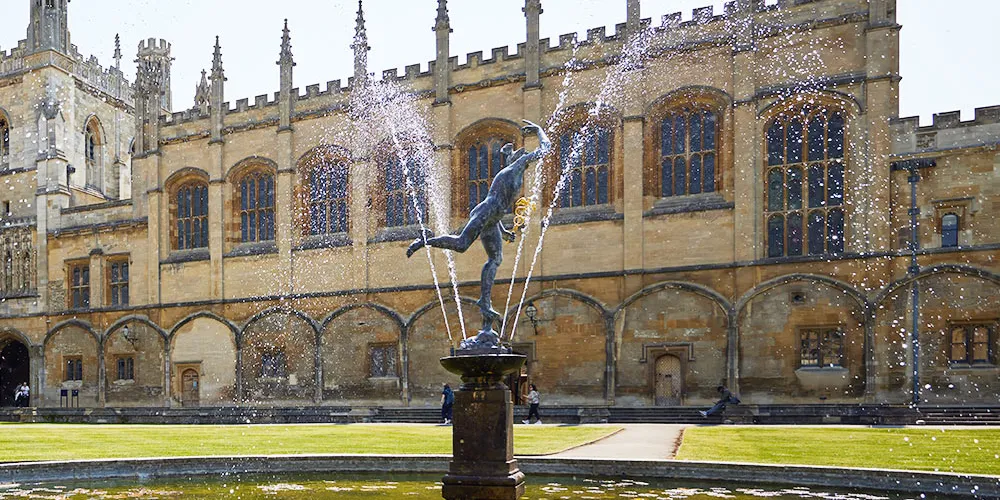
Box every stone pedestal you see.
[440,353,527,500]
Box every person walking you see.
[13,382,29,408]
[700,385,739,417]
[522,384,541,424]
[441,383,454,425]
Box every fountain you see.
[405,120,551,499]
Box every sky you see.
[2,0,998,124]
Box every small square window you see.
[64,356,83,381]
[949,322,995,365]
[260,351,286,378]
[799,327,844,367]
[369,343,398,378]
[116,356,135,381]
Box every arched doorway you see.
[654,354,683,406]
[0,340,30,407]
[181,369,199,407]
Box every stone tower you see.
[136,38,173,113]
[133,38,172,156]
[27,0,71,54]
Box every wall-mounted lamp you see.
[525,302,539,335]
[122,324,139,348]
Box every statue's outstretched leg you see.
[478,224,503,328]
[406,215,485,257]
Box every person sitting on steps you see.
[700,385,740,418]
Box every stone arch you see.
[503,289,609,404]
[102,315,167,405]
[242,306,321,338]
[617,281,731,318]
[613,281,732,406]
[169,311,240,343]
[0,327,33,407]
[875,264,1000,305]
[240,307,319,403]
[103,315,168,345]
[164,167,210,190]
[406,296,478,403]
[874,265,1000,404]
[0,326,32,349]
[736,273,869,316]
[169,311,238,406]
[321,302,406,403]
[737,274,869,403]
[322,302,405,332]
[406,296,480,330]
[44,319,99,346]
[43,319,100,406]
[226,155,279,182]
[757,89,863,121]
[503,288,609,333]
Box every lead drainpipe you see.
[907,165,921,406]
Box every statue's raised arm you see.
[521,120,551,163]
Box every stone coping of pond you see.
[0,455,996,498]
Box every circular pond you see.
[0,473,930,499]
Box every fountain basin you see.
[440,353,525,388]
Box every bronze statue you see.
[407,120,551,350]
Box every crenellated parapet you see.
[892,105,1000,155]
[158,0,874,141]
[0,39,135,106]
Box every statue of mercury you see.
[407,119,551,350]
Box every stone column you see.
[208,146,225,299]
[88,250,104,310]
[523,0,542,89]
[276,131,295,295]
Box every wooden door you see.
[654,355,682,406]
[181,369,199,407]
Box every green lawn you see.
[0,424,619,463]
[676,426,1000,476]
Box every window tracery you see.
[765,105,846,258]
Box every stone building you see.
[0,0,997,411]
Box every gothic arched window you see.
[21,251,31,290]
[308,159,349,235]
[175,182,209,250]
[3,251,11,293]
[0,115,9,164]
[467,138,507,213]
[765,106,845,258]
[84,117,103,191]
[383,155,425,228]
[558,125,611,208]
[660,108,717,197]
[238,171,275,243]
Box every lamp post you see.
[122,324,139,349]
[525,302,539,335]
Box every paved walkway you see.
[552,424,689,459]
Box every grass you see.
[675,426,1000,476]
[0,423,619,463]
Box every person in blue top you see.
[700,385,740,417]
[441,383,454,425]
